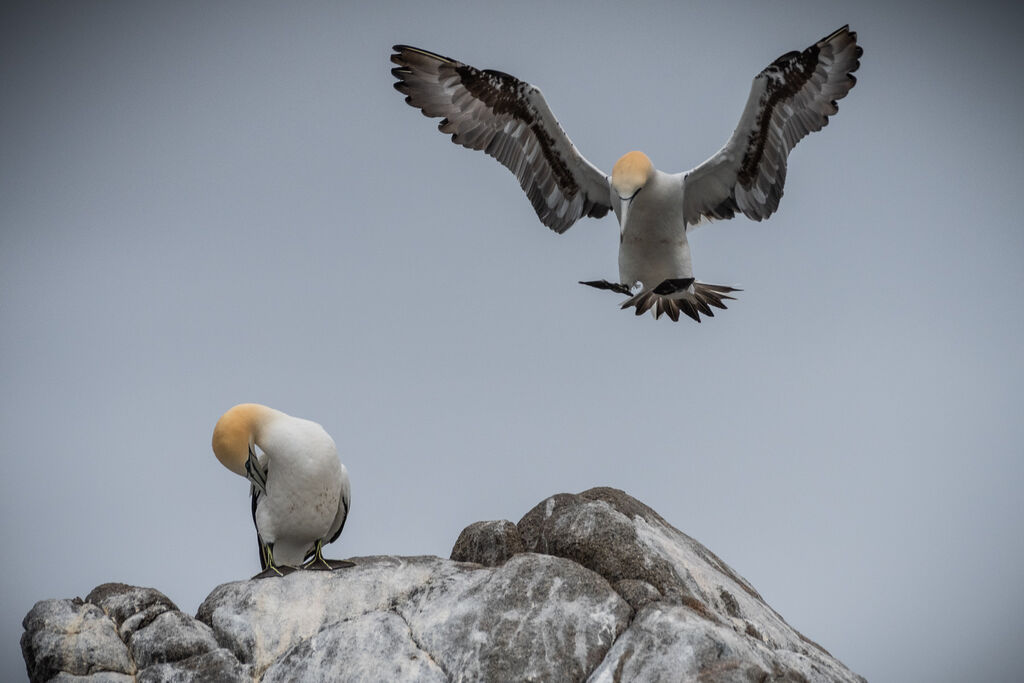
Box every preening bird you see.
[212,403,350,575]
[391,26,861,322]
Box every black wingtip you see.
[823,25,851,44]
[390,44,459,65]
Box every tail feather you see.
[700,290,729,310]
[632,291,658,316]
[619,281,742,322]
[693,296,715,317]
[678,298,702,322]
[655,297,681,322]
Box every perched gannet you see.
[212,403,350,575]
[392,26,862,321]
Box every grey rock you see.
[612,578,662,611]
[400,552,631,681]
[450,518,525,566]
[198,552,629,679]
[137,648,252,683]
[521,487,865,682]
[262,611,447,683]
[50,673,135,682]
[129,610,219,669]
[196,555,466,673]
[86,583,177,641]
[24,488,864,682]
[519,486,739,604]
[589,603,862,683]
[21,598,134,683]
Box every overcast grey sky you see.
[3,1,1022,681]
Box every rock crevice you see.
[390,607,452,682]
[22,487,864,682]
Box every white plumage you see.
[392,26,862,321]
[212,403,350,572]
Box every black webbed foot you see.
[579,280,633,296]
[301,540,355,571]
[251,564,299,580]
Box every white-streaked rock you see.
[136,649,252,683]
[50,673,135,683]
[518,487,866,682]
[197,553,630,679]
[21,599,134,681]
[196,555,463,673]
[398,553,631,681]
[23,488,865,682]
[589,603,861,683]
[262,611,447,683]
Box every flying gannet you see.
[212,403,351,576]
[391,26,861,322]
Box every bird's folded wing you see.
[682,25,862,227]
[325,467,351,547]
[392,45,612,233]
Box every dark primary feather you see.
[246,447,269,570]
[326,496,349,546]
[391,45,611,233]
[682,25,862,226]
[251,482,266,570]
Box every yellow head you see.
[611,151,654,199]
[212,403,274,477]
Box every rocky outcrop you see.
[22,487,865,682]
[20,584,250,683]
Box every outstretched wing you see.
[391,45,612,233]
[682,26,862,227]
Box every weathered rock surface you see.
[21,598,135,682]
[516,487,850,673]
[21,583,252,683]
[450,519,525,566]
[22,487,864,682]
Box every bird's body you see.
[617,168,688,288]
[391,26,862,321]
[212,403,350,572]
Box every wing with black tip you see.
[682,26,862,226]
